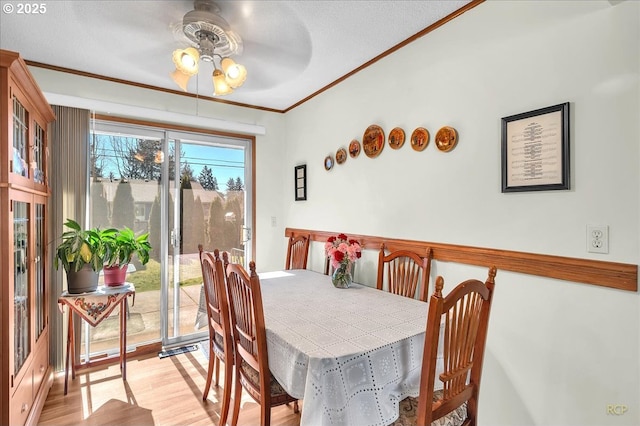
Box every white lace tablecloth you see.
[259,270,442,426]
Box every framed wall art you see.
[294,164,307,201]
[501,102,570,193]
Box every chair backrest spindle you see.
[377,244,432,301]
[285,234,310,270]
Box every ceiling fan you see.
[170,0,312,98]
[170,0,247,95]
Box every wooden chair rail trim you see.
[285,228,638,292]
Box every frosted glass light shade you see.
[212,69,233,95]
[170,47,200,91]
[172,48,199,74]
[170,69,191,91]
[221,57,247,88]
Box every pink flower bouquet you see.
[324,233,362,270]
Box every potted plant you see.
[54,219,114,294]
[103,227,151,286]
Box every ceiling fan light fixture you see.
[180,48,199,69]
[221,57,247,88]
[212,69,233,95]
[169,69,191,92]
[170,0,245,96]
[170,68,192,91]
[172,47,200,74]
[170,47,201,91]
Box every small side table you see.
[58,283,136,395]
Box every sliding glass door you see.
[165,132,251,346]
[88,121,252,355]
[89,123,164,356]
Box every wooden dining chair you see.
[285,234,310,270]
[392,266,497,426]
[377,244,433,302]
[225,261,299,426]
[198,245,234,426]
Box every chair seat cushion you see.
[392,390,467,426]
[211,331,226,357]
[239,359,291,398]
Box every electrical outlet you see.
[587,225,608,254]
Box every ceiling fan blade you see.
[221,1,312,90]
[239,39,311,90]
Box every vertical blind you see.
[48,105,90,370]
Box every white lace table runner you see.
[259,270,442,426]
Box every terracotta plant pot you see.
[66,263,99,294]
[103,264,128,286]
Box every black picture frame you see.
[294,164,307,201]
[501,102,570,193]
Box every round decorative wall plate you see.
[324,155,334,171]
[435,126,458,152]
[410,127,430,152]
[388,127,405,149]
[362,125,385,158]
[348,139,361,158]
[336,148,347,164]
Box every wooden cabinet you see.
[1,49,55,426]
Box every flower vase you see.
[332,264,352,289]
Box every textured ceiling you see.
[0,0,473,112]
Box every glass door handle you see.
[170,229,180,247]
[242,227,251,242]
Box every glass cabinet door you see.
[11,92,47,186]
[13,200,30,376]
[35,202,46,340]
[33,124,45,185]
[12,96,29,179]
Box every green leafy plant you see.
[54,219,115,273]
[104,227,151,267]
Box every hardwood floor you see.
[38,349,302,425]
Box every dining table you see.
[258,269,443,426]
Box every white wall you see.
[28,1,639,424]
[29,66,291,270]
[283,1,639,425]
